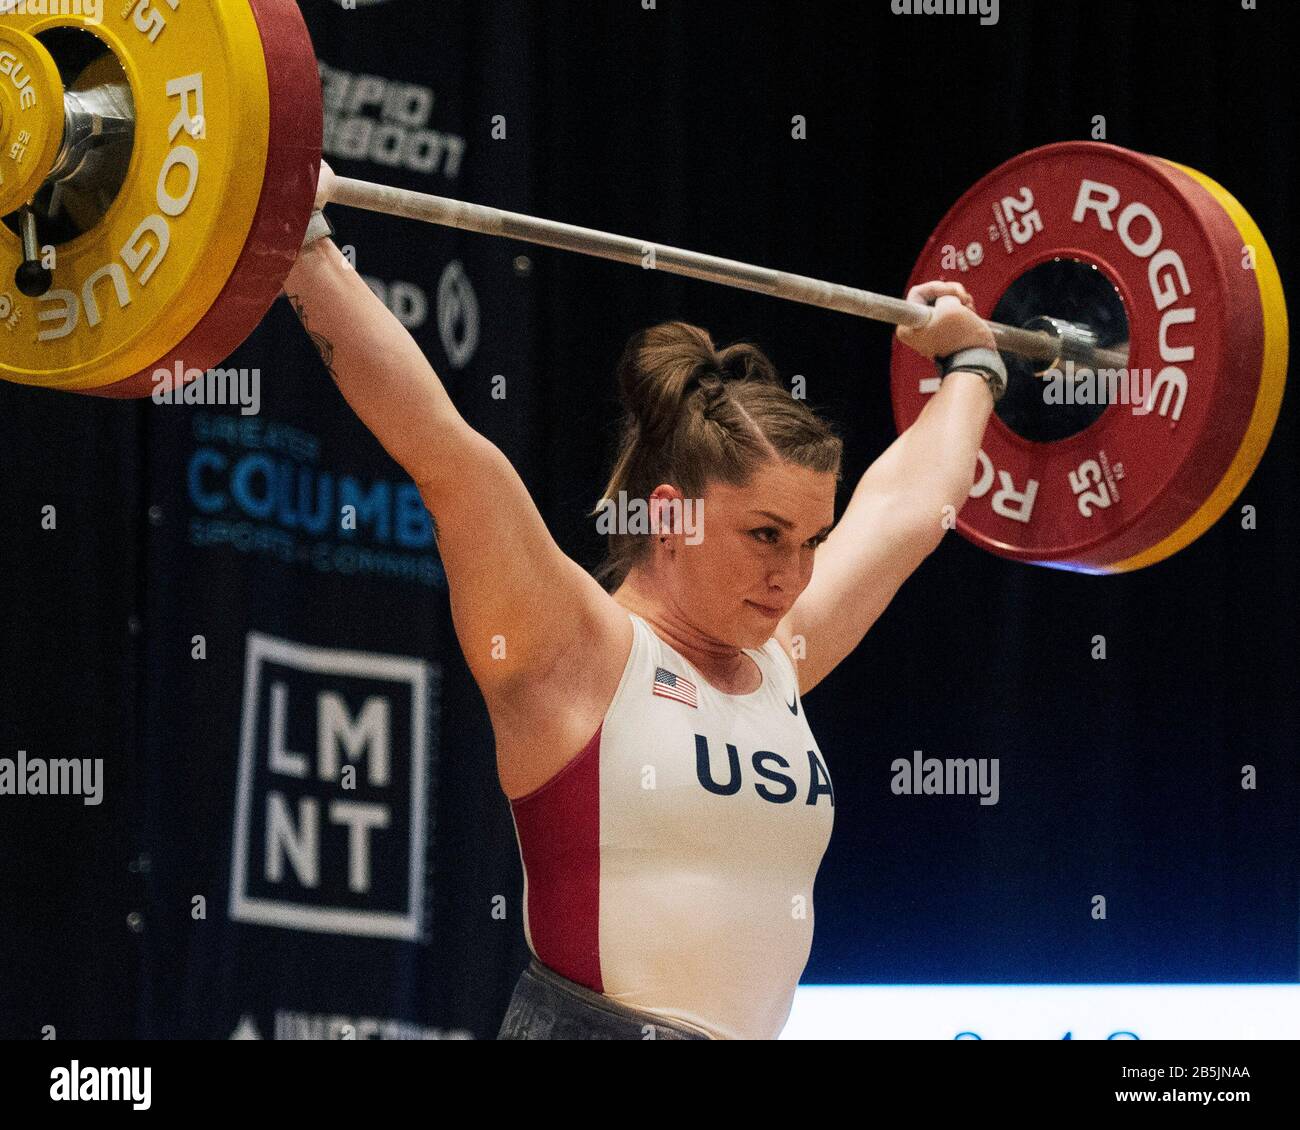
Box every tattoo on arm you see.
[285,292,339,381]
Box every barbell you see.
[0,1,1288,574]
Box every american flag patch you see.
[652,666,698,708]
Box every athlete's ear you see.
[648,485,682,537]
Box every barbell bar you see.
[324,176,1129,372]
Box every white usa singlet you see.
[507,610,835,1040]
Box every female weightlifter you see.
[281,162,1003,1040]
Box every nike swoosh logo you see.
[786,694,799,715]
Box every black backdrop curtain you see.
[1,0,1295,1039]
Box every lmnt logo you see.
[230,633,437,939]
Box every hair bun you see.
[684,366,728,398]
[614,323,781,441]
[615,322,717,440]
[716,342,780,386]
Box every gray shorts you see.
[497,957,712,1040]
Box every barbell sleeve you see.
[325,175,1130,372]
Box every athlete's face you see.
[652,460,837,647]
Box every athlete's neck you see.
[612,569,756,687]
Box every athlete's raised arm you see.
[281,171,614,701]
[782,281,997,693]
